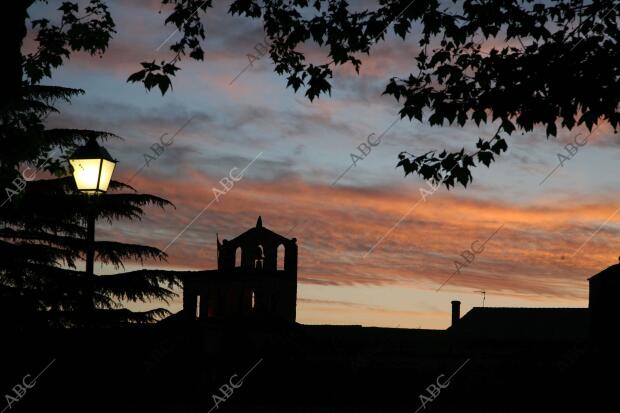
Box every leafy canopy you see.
[125,0,619,188]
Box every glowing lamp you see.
[69,138,117,195]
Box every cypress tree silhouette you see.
[1,82,181,328]
[0,175,180,328]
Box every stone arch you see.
[277,244,285,270]
[254,244,265,269]
[235,246,242,268]
[207,289,219,317]
[195,295,201,319]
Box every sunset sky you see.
[30,0,620,329]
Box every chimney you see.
[451,300,461,327]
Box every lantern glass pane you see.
[70,158,102,193]
[98,159,116,192]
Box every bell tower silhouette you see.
[183,216,298,323]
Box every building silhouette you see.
[181,217,620,341]
[588,259,620,338]
[8,221,620,413]
[182,216,297,323]
[448,259,620,340]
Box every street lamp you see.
[69,137,117,322]
[69,137,117,195]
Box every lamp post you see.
[69,137,117,320]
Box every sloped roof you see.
[450,307,589,340]
[228,216,292,245]
[588,261,620,281]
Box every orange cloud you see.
[97,168,620,306]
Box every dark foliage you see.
[6,2,619,187]
[0,175,180,327]
[1,1,180,327]
[128,0,619,187]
